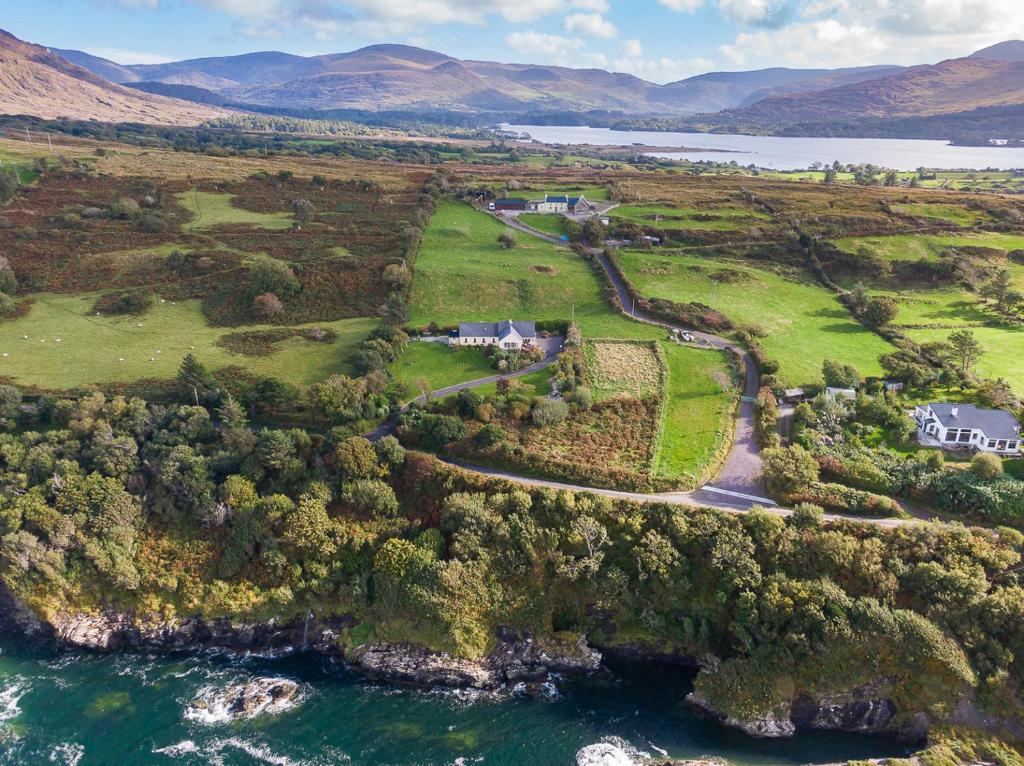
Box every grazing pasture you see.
[0,150,425,390]
[409,200,662,340]
[610,204,770,231]
[177,191,295,231]
[0,294,375,389]
[618,250,893,385]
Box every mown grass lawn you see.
[656,343,736,484]
[619,250,893,385]
[177,191,295,231]
[410,200,663,341]
[389,342,494,397]
[0,294,375,389]
[518,213,568,238]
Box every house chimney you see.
[951,406,959,418]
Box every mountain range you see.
[53,41,907,116]
[2,27,1024,139]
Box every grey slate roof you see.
[928,403,1021,440]
[545,195,570,203]
[459,320,537,339]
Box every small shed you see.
[783,388,806,403]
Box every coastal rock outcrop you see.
[685,692,796,738]
[686,678,913,740]
[348,629,603,690]
[188,677,300,722]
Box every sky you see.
[5,0,1024,83]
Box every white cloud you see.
[716,0,1024,69]
[657,0,704,11]
[717,0,774,23]
[655,0,704,10]
[613,39,713,83]
[505,31,585,59]
[564,12,618,39]
[83,47,175,64]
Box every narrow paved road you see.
[440,457,916,528]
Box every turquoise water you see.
[0,635,911,765]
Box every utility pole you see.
[46,134,53,153]
[24,127,31,144]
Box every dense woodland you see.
[1,370,1024,744]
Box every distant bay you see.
[503,124,1024,171]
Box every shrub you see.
[498,232,516,249]
[292,199,316,221]
[420,414,469,450]
[341,479,399,518]
[863,296,899,328]
[791,502,825,529]
[971,452,1005,480]
[0,257,18,296]
[474,423,506,448]
[252,292,284,318]
[334,437,379,480]
[248,257,300,300]
[94,291,152,316]
[531,398,569,427]
[763,445,820,496]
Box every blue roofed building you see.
[456,320,537,350]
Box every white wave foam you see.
[153,740,201,758]
[155,737,339,766]
[0,680,27,723]
[575,737,651,766]
[48,742,85,765]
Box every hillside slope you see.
[0,30,231,124]
[695,56,1024,131]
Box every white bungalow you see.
[914,403,1022,455]
[457,321,537,350]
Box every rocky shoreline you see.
[0,588,924,743]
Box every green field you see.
[656,343,736,483]
[901,325,1024,391]
[618,250,893,385]
[0,294,375,389]
[611,204,769,231]
[891,202,985,227]
[389,342,494,397]
[835,233,1024,264]
[177,191,295,231]
[876,287,992,327]
[410,200,662,340]
[518,213,569,238]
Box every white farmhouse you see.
[457,320,537,350]
[914,403,1022,455]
